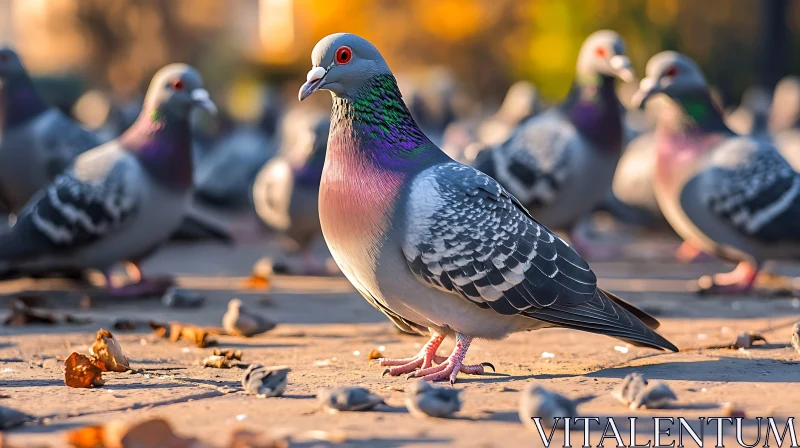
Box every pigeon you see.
[298,33,677,384]
[0,64,217,296]
[606,131,664,227]
[519,384,579,431]
[477,80,542,147]
[725,86,772,137]
[222,298,276,337]
[632,51,800,294]
[769,75,800,133]
[317,386,385,412]
[405,380,462,418]
[242,364,290,397]
[610,372,648,405]
[612,373,676,410]
[791,322,800,354]
[471,30,634,259]
[0,46,100,214]
[252,111,329,275]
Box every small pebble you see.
[317,386,384,412]
[405,380,462,418]
[161,287,205,308]
[541,352,555,359]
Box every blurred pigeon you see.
[606,131,664,226]
[0,64,216,296]
[194,113,278,209]
[0,404,34,429]
[519,384,579,431]
[633,51,800,294]
[472,30,634,259]
[612,372,676,409]
[252,111,329,275]
[773,130,800,172]
[477,80,542,147]
[299,33,677,384]
[769,75,800,133]
[405,380,462,418]
[0,46,100,213]
[610,372,648,405]
[725,86,772,137]
[222,298,276,337]
[242,364,290,397]
[791,322,800,354]
[317,386,384,412]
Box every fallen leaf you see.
[732,332,767,349]
[202,355,231,368]
[244,259,273,290]
[367,348,383,361]
[227,428,288,448]
[244,275,270,290]
[90,329,131,372]
[112,319,138,331]
[3,299,90,326]
[67,418,205,448]
[212,349,243,361]
[150,321,216,348]
[64,353,104,388]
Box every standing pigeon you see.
[632,51,800,294]
[0,64,217,296]
[0,46,100,214]
[252,111,329,275]
[472,30,634,259]
[222,298,276,337]
[299,33,677,384]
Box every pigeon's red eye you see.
[335,46,352,65]
[664,66,679,77]
[172,80,185,90]
[595,47,607,58]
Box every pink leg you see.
[406,333,494,385]
[698,261,759,295]
[675,241,713,263]
[377,332,445,376]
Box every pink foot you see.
[675,241,713,263]
[405,334,494,385]
[377,333,445,376]
[697,262,758,296]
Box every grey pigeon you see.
[222,298,276,337]
[0,64,216,297]
[405,380,462,418]
[607,131,664,226]
[317,386,385,412]
[610,372,648,405]
[633,51,800,295]
[725,86,772,137]
[252,110,329,275]
[612,373,676,409]
[519,384,578,431]
[242,364,290,397]
[769,75,800,133]
[0,404,34,429]
[298,33,677,384]
[471,30,634,259]
[477,80,542,147]
[0,46,100,214]
[791,322,800,354]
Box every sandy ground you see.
[1,232,800,447]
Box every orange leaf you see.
[64,353,104,388]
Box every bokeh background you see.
[0,0,797,125]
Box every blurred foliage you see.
[5,0,800,109]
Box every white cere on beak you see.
[306,66,326,83]
[191,88,217,114]
[609,55,635,83]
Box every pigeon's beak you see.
[299,66,327,101]
[191,88,217,115]
[609,55,635,83]
[631,76,659,109]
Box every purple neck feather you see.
[327,74,447,174]
[0,73,50,130]
[561,74,624,152]
[119,106,193,190]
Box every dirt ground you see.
[1,230,799,447]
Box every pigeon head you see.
[299,33,392,101]
[143,64,217,119]
[576,30,634,83]
[631,52,707,108]
[228,298,243,311]
[0,46,25,80]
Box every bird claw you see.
[381,369,391,378]
[480,362,496,372]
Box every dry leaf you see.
[65,425,105,447]
[212,349,243,361]
[367,348,383,361]
[227,428,288,448]
[67,418,204,448]
[91,329,131,372]
[64,353,104,388]
[732,332,767,349]
[112,319,138,331]
[244,259,273,290]
[149,321,216,348]
[202,355,231,368]
[3,299,90,326]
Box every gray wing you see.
[0,147,140,261]
[472,110,576,208]
[32,109,100,178]
[697,137,800,244]
[403,162,676,351]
